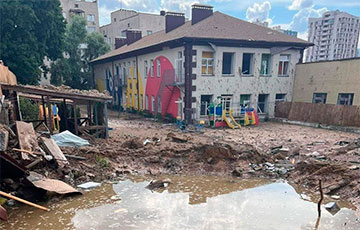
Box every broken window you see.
[337,93,353,105]
[221,95,232,112]
[240,94,251,107]
[200,95,212,116]
[258,94,269,113]
[145,95,149,110]
[133,60,136,79]
[312,93,327,104]
[176,51,183,82]
[150,59,154,77]
[151,96,155,112]
[156,59,161,77]
[201,51,214,75]
[144,60,148,78]
[278,55,290,76]
[242,53,253,75]
[275,94,286,102]
[222,52,234,75]
[260,54,271,75]
[157,96,161,112]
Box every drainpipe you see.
[184,41,193,124]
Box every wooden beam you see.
[46,96,53,134]
[63,98,68,131]
[41,96,47,128]
[73,101,78,135]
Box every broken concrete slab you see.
[77,182,101,190]
[41,137,68,168]
[27,172,81,195]
[324,202,340,215]
[15,121,39,160]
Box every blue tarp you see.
[51,131,89,147]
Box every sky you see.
[98,0,360,43]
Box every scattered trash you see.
[51,131,90,147]
[145,179,171,190]
[77,182,101,190]
[27,172,81,195]
[300,193,311,201]
[324,202,340,215]
[167,132,188,143]
[143,139,151,146]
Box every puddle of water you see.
[1,176,359,230]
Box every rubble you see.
[77,182,101,190]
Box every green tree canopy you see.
[0,0,65,85]
[51,16,110,89]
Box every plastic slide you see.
[222,110,241,129]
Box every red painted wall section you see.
[145,56,180,118]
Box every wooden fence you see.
[275,102,360,127]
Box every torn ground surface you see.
[11,114,359,215]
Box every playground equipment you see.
[207,97,258,129]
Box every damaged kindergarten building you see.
[91,4,312,123]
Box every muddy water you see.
[1,176,359,230]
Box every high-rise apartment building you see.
[100,9,165,50]
[306,10,360,62]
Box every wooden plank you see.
[46,96,53,134]
[73,101,78,135]
[15,121,39,160]
[41,137,69,168]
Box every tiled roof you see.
[92,12,311,63]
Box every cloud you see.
[99,5,113,26]
[246,1,272,24]
[119,0,160,12]
[289,6,327,32]
[288,0,313,11]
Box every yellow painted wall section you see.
[126,66,144,110]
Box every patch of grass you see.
[96,155,109,168]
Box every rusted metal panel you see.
[27,172,81,195]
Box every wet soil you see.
[13,116,360,216]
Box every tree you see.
[51,16,110,89]
[0,0,65,85]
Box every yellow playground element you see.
[222,110,241,129]
[244,111,257,126]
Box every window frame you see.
[260,54,272,76]
[337,93,354,105]
[200,95,213,116]
[222,52,235,76]
[201,51,214,76]
[156,59,161,77]
[144,60,148,78]
[150,59,154,77]
[241,53,254,76]
[278,54,290,77]
[312,93,327,104]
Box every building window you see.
[156,59,161,77]
[133,60,136,79]
[144,60,148,78]
[242,53,253,75]
[157,96,161,112]
[201,51,214,75]
[147,30,152,35]
[87,26,96,33]
[275,94,286,102]
[150,59,154,77]
[114,18,116,22]
[176,51,183,82]
[258,94,269,114]
[337,93,354,105]
[260,54,271,76]
[127,62,131,79]
[123,66,127,83]
[222,52,234,75]
[200,95,212,116]
[151,96,155,112]
[240,94,251,107]
[87,14,95,22]
[278,55,290,76]
[221,95,232,112]
[145,95,149,110]
[312,93,327,104]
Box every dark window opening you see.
[222,53,234,75]
[242,53,253,75]
[200,95,213,116]
[312,93,327,104]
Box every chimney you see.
[191,4,213,25]
[160,10,165,16]
[115,37,127,49]
[165,12,185,33]
[123,29,142,45]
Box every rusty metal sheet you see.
[0,205,7,221]
[27,172,81,195]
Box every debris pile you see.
[0,122,92,221]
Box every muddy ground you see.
[28,114,360,215]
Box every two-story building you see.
[91,4,311,123]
